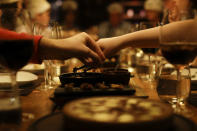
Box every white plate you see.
[22,63,44,71]
[0,71,38,87]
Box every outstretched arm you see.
[97,19,197,57]
[0,28,105,65]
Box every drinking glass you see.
[157,64,191,110]
[0,39,34,130]
[33,22,63,89]
[159,9,197,116]
[0,5,35,128]
[136,22,159,82]
[49,23,64,87]
[119,48,140,73]
[118,24,142,73]
[139,22,159,56]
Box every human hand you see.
[97,37,122,58]
[39,32,105,65]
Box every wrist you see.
[39,38,73,60]
[114,35,131,50]
[38,37,57,60]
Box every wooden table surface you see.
[19,77,197,131]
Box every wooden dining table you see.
[19,76,197,131]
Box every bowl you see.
[59,72,103,86]
[103,68,132,85]
[59,69,133,86]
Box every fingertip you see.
[87,36,106,61]
[101,53,106,60]
[97,48,106,61]
[87,57,93,63]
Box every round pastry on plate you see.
[63,96,173,131]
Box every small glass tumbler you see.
[157,65,191,115]
[135,54,159,82]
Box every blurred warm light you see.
[55,0,62,7]
[127,9,134,18]
[136,50,143,57]
[128,67,135,73]
[139,10,146,18]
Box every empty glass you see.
[33,22,63,89]
[48,23,64,88]
[135,22,160,82]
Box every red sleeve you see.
[0,28,43,64]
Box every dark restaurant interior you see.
[48,0,147,29]
[0,0,197,131]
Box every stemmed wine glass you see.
[0,5,35,127]
[0,39,34,129]
[159,9,197,116]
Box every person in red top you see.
[0,28,105,65]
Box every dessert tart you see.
[63,96,173,131]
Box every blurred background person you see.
[26,0,51,36]
[162,0,175,24]
[85,25,99,40]
[162,0,192,24]
[163,0,175,10]
[174,0,191,15]
[98,2,131,38]
[0,0,35,34]
[15,0,34,33]
[169,0,192,21]
[27,0,51,27]
[59,0,79,37]
[144,0,163,27]
[140,0,163,56]
[0,0,20,30]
